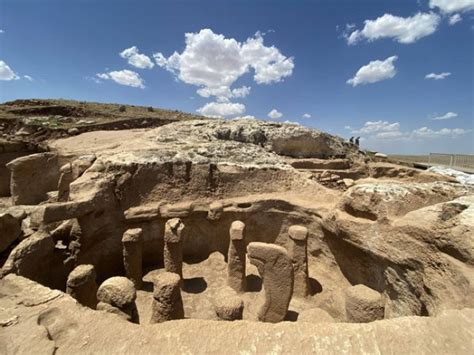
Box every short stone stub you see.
[288,225,308,241]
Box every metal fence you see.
[389,153,474,173]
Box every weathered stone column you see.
[247,242,294,323]
[96,276,139,323]
[227,220,246,293]
[122,228,143,289]
[66,264,98,309]
[164,218,184,280]
[288,225,309,297]
[150,272,184,323]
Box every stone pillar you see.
[227,220,246,293]
[288,225,309,297]
[66,264,98,309]
[164,218,184,280]
[150,272,184,323]
[57,163,73,202]
[122,228,143,289]
[96,276,139,323]
[247,242,294,323]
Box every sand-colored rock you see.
[345,284,385,323]
[66,264,98,309]
[247,242,294,323]
[2,275,474,354]
[122,228,143,289]
[97,276,139,323]
[227,220,246,293]
[214,287,244,321]
[6,152,59,205]
[150,272,184,323]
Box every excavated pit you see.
[1,119,473,332]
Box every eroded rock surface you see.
[1,275,473,354]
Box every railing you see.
[389,153,474,173]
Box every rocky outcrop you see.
[6,152,59,205]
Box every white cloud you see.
[347,56,398,87]
[23,75,33,81]
[302,113,311,119]
[120,46,154,69]
[432,112,458,120]
[448,14,463,25]
[412,127,470,138]
[346,12,440,45]
[0,60,19,81]
[267,109,283,119]
[429,0,474,14]
[196,101,245,117]
[153,29,294,101]
[347,121,470,142]
[0,29,4,34]
[425,72,451,80]
[196,85,251,101]
[96,70,145,88]
[350,120,401,134]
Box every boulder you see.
[345,284,385,323]
[6,152,60,205]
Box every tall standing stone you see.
[122,228,143,289]
[288,225,309,297]
[66,264,98,309]
[247,242,294,323]
[227,220,246,293]
[164,218,184,280]
[150,272,184,323]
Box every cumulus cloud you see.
[432,112,458,120]
[412,127,470,138]
[347,56,398,87]
[448,14,463,25]
[0,29,4,34]
[346,121,470,141]
[196,102,245,117]
[96,70,145,88]
[0,60,19,81]
[345,12,440,45]
[302,113,311,119]
[196,85,251,102]
[429,0,474,14]
[120,46,154,69]
[153,29,294,101]
[349,120,401,134]
[425,72,451,80]
[23,75,33,81]
[267,109,283,119]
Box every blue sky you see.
[1,0,473,154]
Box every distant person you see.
[349,136,354,144]
[355,137,360,147]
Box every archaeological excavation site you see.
[0,100,473,354]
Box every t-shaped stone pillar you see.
[66,264,98,309]
[164,218,185,280]
[122,228,143,289]
[150,272,184,323]
[227,220,246,293]
[288,225,309,297]
[247,242,294,323]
